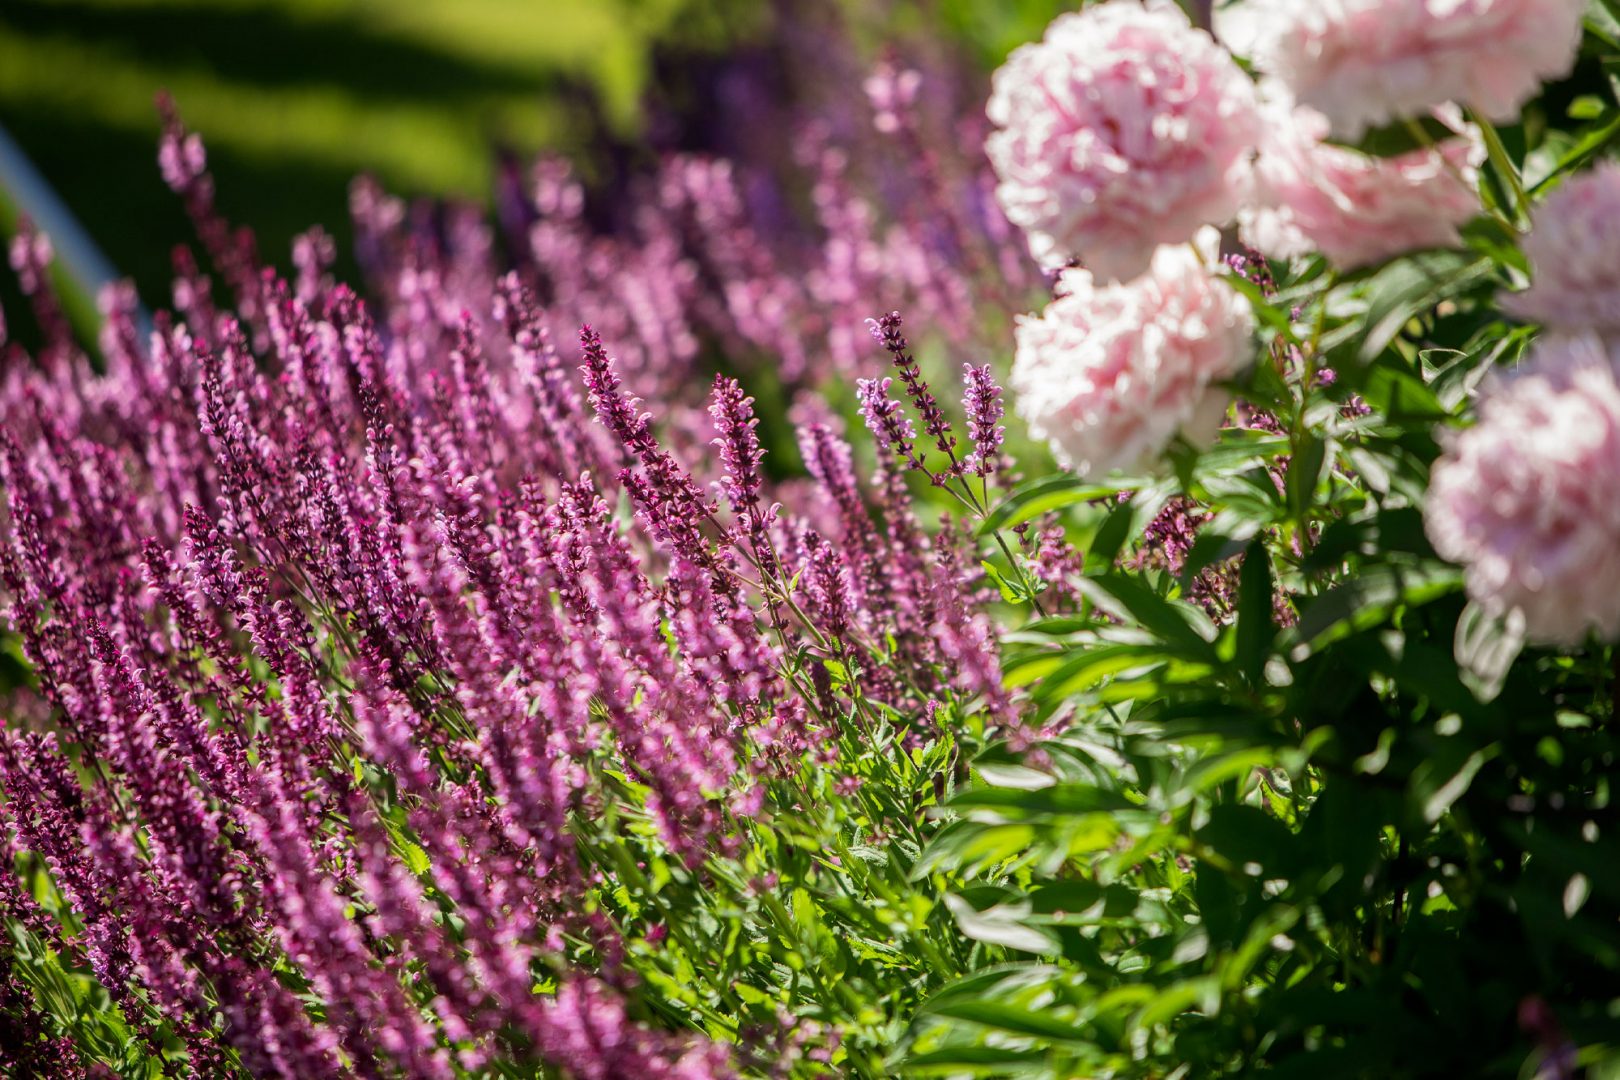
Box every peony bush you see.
[4,0,1620,1077]
[1426,334,1620,645]
[985,0,1261,280]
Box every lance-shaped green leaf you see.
[1285,562,1463,659]
[1074,573,1221,664]
[979,474,1141,536]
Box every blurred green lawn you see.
[0,0,1068,332]
[0,0,727,311]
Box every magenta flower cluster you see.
[0,86,1024,1074]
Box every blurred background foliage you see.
[0,0,1071,322]
[0,0,745,305]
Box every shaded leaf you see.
[1287,563,1463,659]
[1453,600,1525,703]
[1234,541,1275,686]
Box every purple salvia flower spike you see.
[961,362,1005,478]
[868,310,963,480]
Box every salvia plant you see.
[6,0,1620,1076]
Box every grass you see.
[0,0,1055,335]
[0,0,701,310]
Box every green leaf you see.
[1085,484,1173,572]
[1198,804,1298,876]
[950,783,1135,818]
[903,1046,1051,1074]
[1470,110,1529,223]
[912,822,1038,879]
[1459,216,1529,275]
[398,840,432,877]
[973,761,1057,791]
[1177,747,1280,803]
[1304,783,1388,901]
[943,894,1061,955]
[1132,976,1221,1030]
[914,965,1056,1011]
[1190,433,1293,481]
[1356,252,1491,361]
[1031,643,1167,703]
[1507,820,1620,901]
[1361,360,1451,422]
[1223,274,1301,345]
[1009,615,1094,637]
[1286,563,1463,659]
[924,999,1091,1043]
[1180,514,1261,586]
[1590,4,1620,47]
[979,475,1140,536]
[1000,651,1068,688]
[1530,107,1620,194]
[1453,600,1525,703]
[1568,95,1608,120]
[979,560,1029,605]
[1410,741,1497,825]
[1234,541,1275,686]
[1027,879,1105,919]
[1073,574,1219,663]
[1285,436,1327,520]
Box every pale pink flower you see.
[1426,335,1620,646]
[1241,91,1483,270]
[1505,163,1620,334]
[985,0,1260,282]
[1011,231,1255,477]
[1223,0,1586,140]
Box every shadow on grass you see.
[0,0,619,321]
[0,0,573,106]
[0,106,361,326]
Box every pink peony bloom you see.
[1425,335,1620,646]
[1504,163,1620,334]
[1011,231,1255,477]
[1224,0,1586,139]
[1241,91,1484,271]
[985,0,1260,282]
